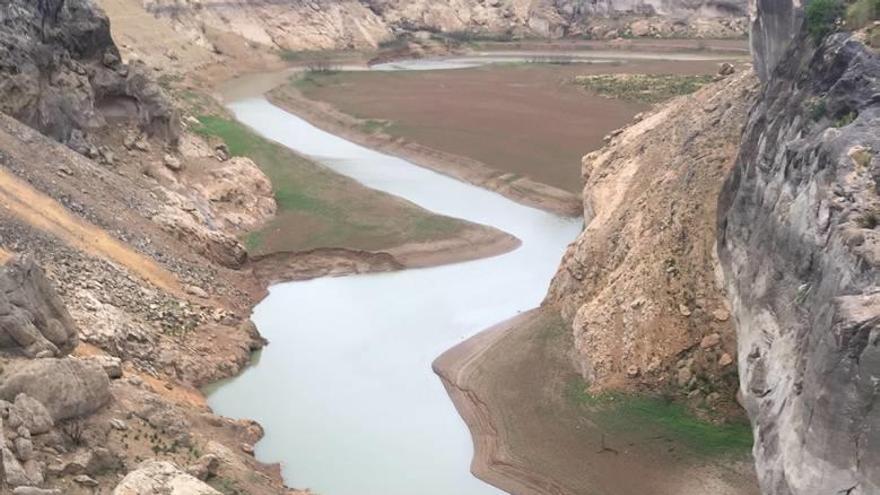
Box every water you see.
[205,97,582,494]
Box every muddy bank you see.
[266,86,583,217]
[247,226,521,285]
[434,307,760,495]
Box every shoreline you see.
[265,87,584,218]
[433,309,570,495]
[433,307,760,495]
[246,227,521,286]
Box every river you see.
[204,85,582,494]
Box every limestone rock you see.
[13,488,62,495]
[718,31,880,495]
[0,0,179,143]
[0,358,110,421]
[699,333,721,349]
[163,154,182,171]
[0,256,78,357]
[113,460,222,495]
[186,454,220,481]
[85,355,124,379]
[544,70,757,391]
[11,394,54,435]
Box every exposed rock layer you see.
[718,32,880,495]
[545,69,756,403]
[0,257,78,357]
[142,0,749,50]
[0,0,178,144]
[749,0,804,80]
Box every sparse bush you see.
[575,74,713,104]
[805,0,844,40]
[846,0,880,29]
[834,110,858,127]
[855,208,880,228]
[61,419,86,446]
[807,97,828,121]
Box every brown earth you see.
[545,68,758,404]
[283,57,733,195]
[434,308,760,495]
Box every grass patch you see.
[191,114,475,256]
[565,377,753,456]
[574,74,714,104]
[846,0,880,28]
[358,119,391,134]
[807,97,828,121]
[835,110,858,127]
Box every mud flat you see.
[435,308,760,495]
[269,51,745,210]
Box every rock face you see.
[143,0,748,50]
[749,0,805,80]
[0,358,111,421]
[0,0,179,145]
[113,460,222,495]
[545,70,757,398]
[0,256,78,357]
[718,32,880,494]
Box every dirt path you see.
[0,167,186,298]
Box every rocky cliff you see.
[718,27,880,495]
[544,68,757,410]
[749,0,804,80]
[0,0,178,146]
[139,0,749,50]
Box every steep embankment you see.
[436,68,761,494]
[122,0,748,51]
[718,29,880,495]
[545,68,757,406]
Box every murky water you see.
[204,95,581,495]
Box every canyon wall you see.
[749,0,804,80]
[0,0,178,144]
[544,69,757,410]
[718,23,880,495]
[137,0,749,50]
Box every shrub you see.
[805,0,844,39]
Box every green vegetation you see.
[574,74,714,104]
[209,477,247,495]
[846,0,880,28]
[191,113,472,256]
[855,208,880,228]
[835,110,858,127]
[565,378,753,456]
[806,0,844,39]
[358,119,391,134]
[807,97,828,121]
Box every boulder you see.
[0,358,110,421]
[113,460,222,495]
[13,488,62,495]
[0,256,78,357]
[186,454,220,481]
[12,486,62,495]
[11,394,54,434]
[85,355,123,379]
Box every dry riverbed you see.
[435,308,759,495]
[272,56,732,205]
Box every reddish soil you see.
[298,59,727,193]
